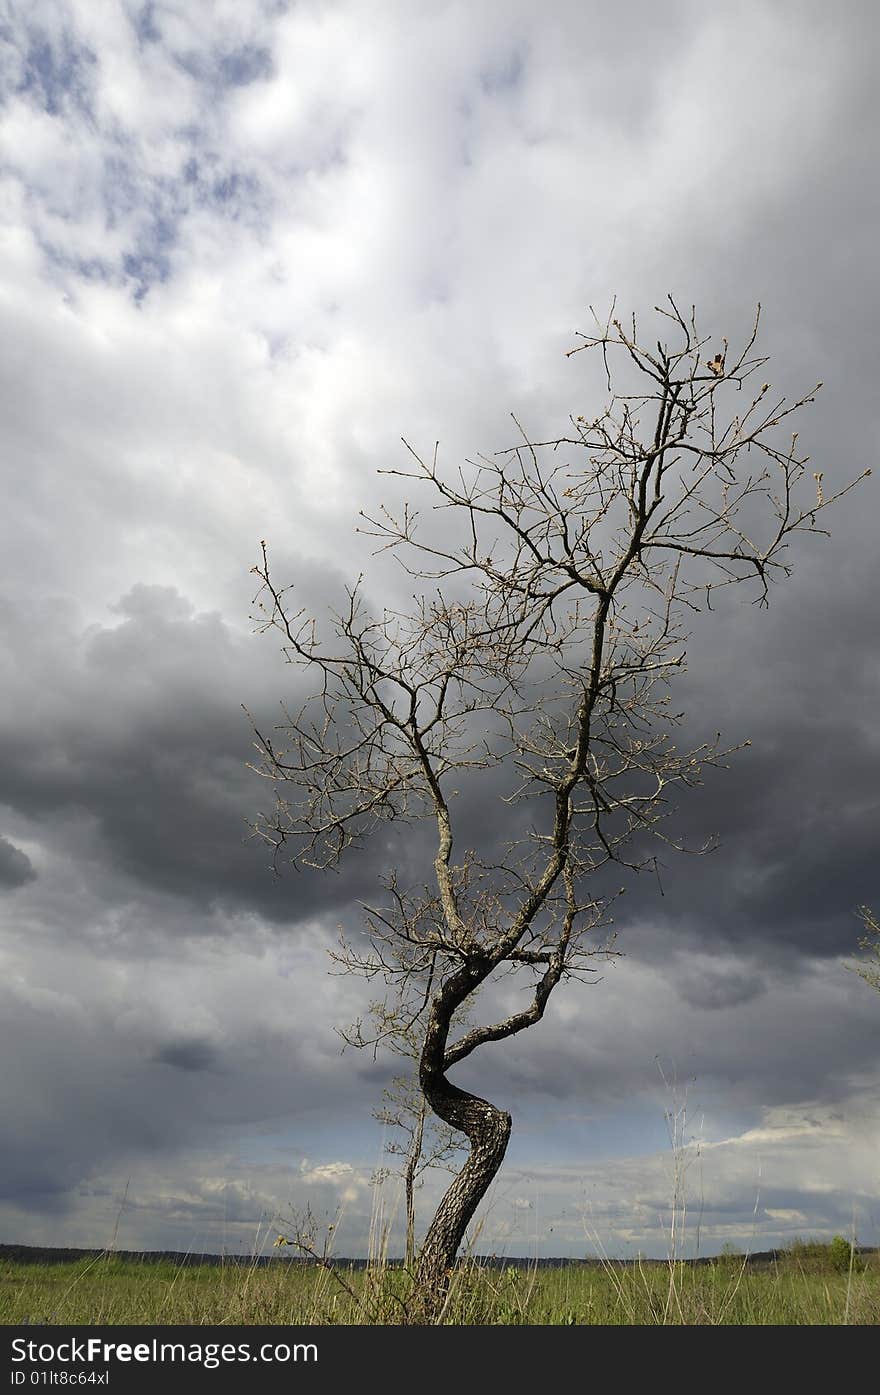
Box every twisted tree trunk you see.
[413,1082,510,1318]
[411,965,512,1321]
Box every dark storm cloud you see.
[608,529,880,962]
[0,835,36,890]
[0,930,375,1219]
[676,965,767,1012]
[0,580,411,930]
[153,1037,222,1072]
[463,951,880,1115]
[4,479,872,981]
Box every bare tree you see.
[338,918,467,1271]
[246,300,867,1318]
[373,1056,464,1273]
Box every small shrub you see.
[829,1236,863,1274]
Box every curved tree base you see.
[409,1082,511,1322]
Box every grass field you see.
[2,1242,878,1325]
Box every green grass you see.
[2,1245,879,1325]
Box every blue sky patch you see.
[122,211,176,303]
[478,45,526,99]
[132,2,162,47]
[173,41,272,91]
[17,27,96,118]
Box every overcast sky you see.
[1,0,878,1263]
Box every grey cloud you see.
[0,930,372,1220]
[459,949,880,1116]
[111,583,194,622]
[0,835,36,890]
[0,582,398,929]
[620,540,880,959]
[132,3,162,48]
[676,967,767,1012]
[218,45,273,88]
[153,1037,222,1073]
[171,43,273,91]
[3,497,870,1005]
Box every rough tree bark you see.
[370,1008,463,1274]
[414,961,512,1310]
